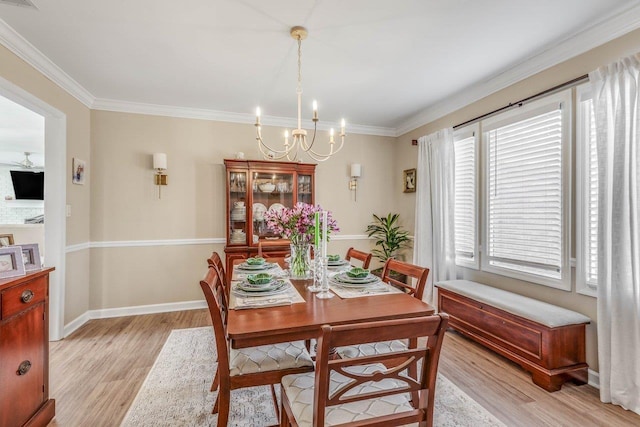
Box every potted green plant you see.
[366,213,411,278]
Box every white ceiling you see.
[1,0,640,135]
[0,95,44,167]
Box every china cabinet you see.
[0,268,55,427]
[224,159,316,273]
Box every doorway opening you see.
[0,76,67,340]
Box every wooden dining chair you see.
[258,239,291,258]
[382,258,430,300]
[280,314,449,427]
[207,251,229,301]
[337,258,430,359]
[199,267,314,426]
[344,247,372,269]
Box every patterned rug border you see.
[121,327,506,426]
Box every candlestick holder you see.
[315,255,334,299]
[307,244,323,292]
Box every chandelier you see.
[255,26,346,162]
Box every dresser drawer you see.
[1,276,47,319]
[0,303,46,427]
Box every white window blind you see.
[577,86,598,293]
[454,134,477,267]
[486,107,564,280]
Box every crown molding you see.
[395,2,640,136]
[92,97,396,137]
[0,18,94,108]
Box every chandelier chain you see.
[296,36,302,95]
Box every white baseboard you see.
[588,369,600,389]
[62,300,207,338]
[63,311,91,337]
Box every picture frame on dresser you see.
[0,246,25,278]
[19,243,42,271]
[0,233,14,247]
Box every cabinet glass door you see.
[229,171,247,245]
[298,174,313,204]
[251,171,294,241]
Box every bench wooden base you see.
[438,288,588,392]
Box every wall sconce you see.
[349,163,361,201]
[153,153,167,199]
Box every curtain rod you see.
[453,74,589,130]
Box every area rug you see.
[121,327,505,426]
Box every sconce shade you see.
[153,153,167,170]
[350,163,361,178]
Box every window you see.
[576,84,598,296]
[454,125,478,268]
[481,90,571,290]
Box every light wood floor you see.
[48,309,640,426]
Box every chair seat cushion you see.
[229,341,314,376]
[336,340,408,359]
[282,363,416,426]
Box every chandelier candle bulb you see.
[330,128,335,144]
[312,100,318,121]
[341,119,346,136]
[255,107,261,125]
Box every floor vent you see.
[0,0,38,9]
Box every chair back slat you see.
[313,314,448,427]
[345,247,373,269]
[381,258,429,300]
[207,251,229,301]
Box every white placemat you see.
[329,281,404,299]
[230,279,305,309]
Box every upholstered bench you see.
[436,279,591,392]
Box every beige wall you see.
[396,27,640,371]
[89,110,395,309]
[0,45,91,325]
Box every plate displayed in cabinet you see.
[253,203,267,221]
[269,203,285,213]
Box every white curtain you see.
[590,53,640,414]
[413,128,456,304]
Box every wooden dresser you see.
[0,268,55,427]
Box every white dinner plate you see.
[233,280,289,297]
[253,202,267,220]
[269,203,286,213]
[236,262,278,272]
[330,278,381,289]
[333,272,379,284]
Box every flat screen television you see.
[10,170,44,200]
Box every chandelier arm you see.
[256,130,297,156]
[258,142,294,161]
[303,135,345,160]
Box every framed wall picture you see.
[0,246,26,279]
[0,234,14,247]
[19,244,42,271]
[403,168,416,193]
[72,157,86,185]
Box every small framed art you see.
[19,244,42,271]
[72,158,86,185]
[0,234,14,247]
[403,168,416,193]
[0,246,26,279]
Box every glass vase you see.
[289,242,311,279]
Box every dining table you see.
[226,257,435,349]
